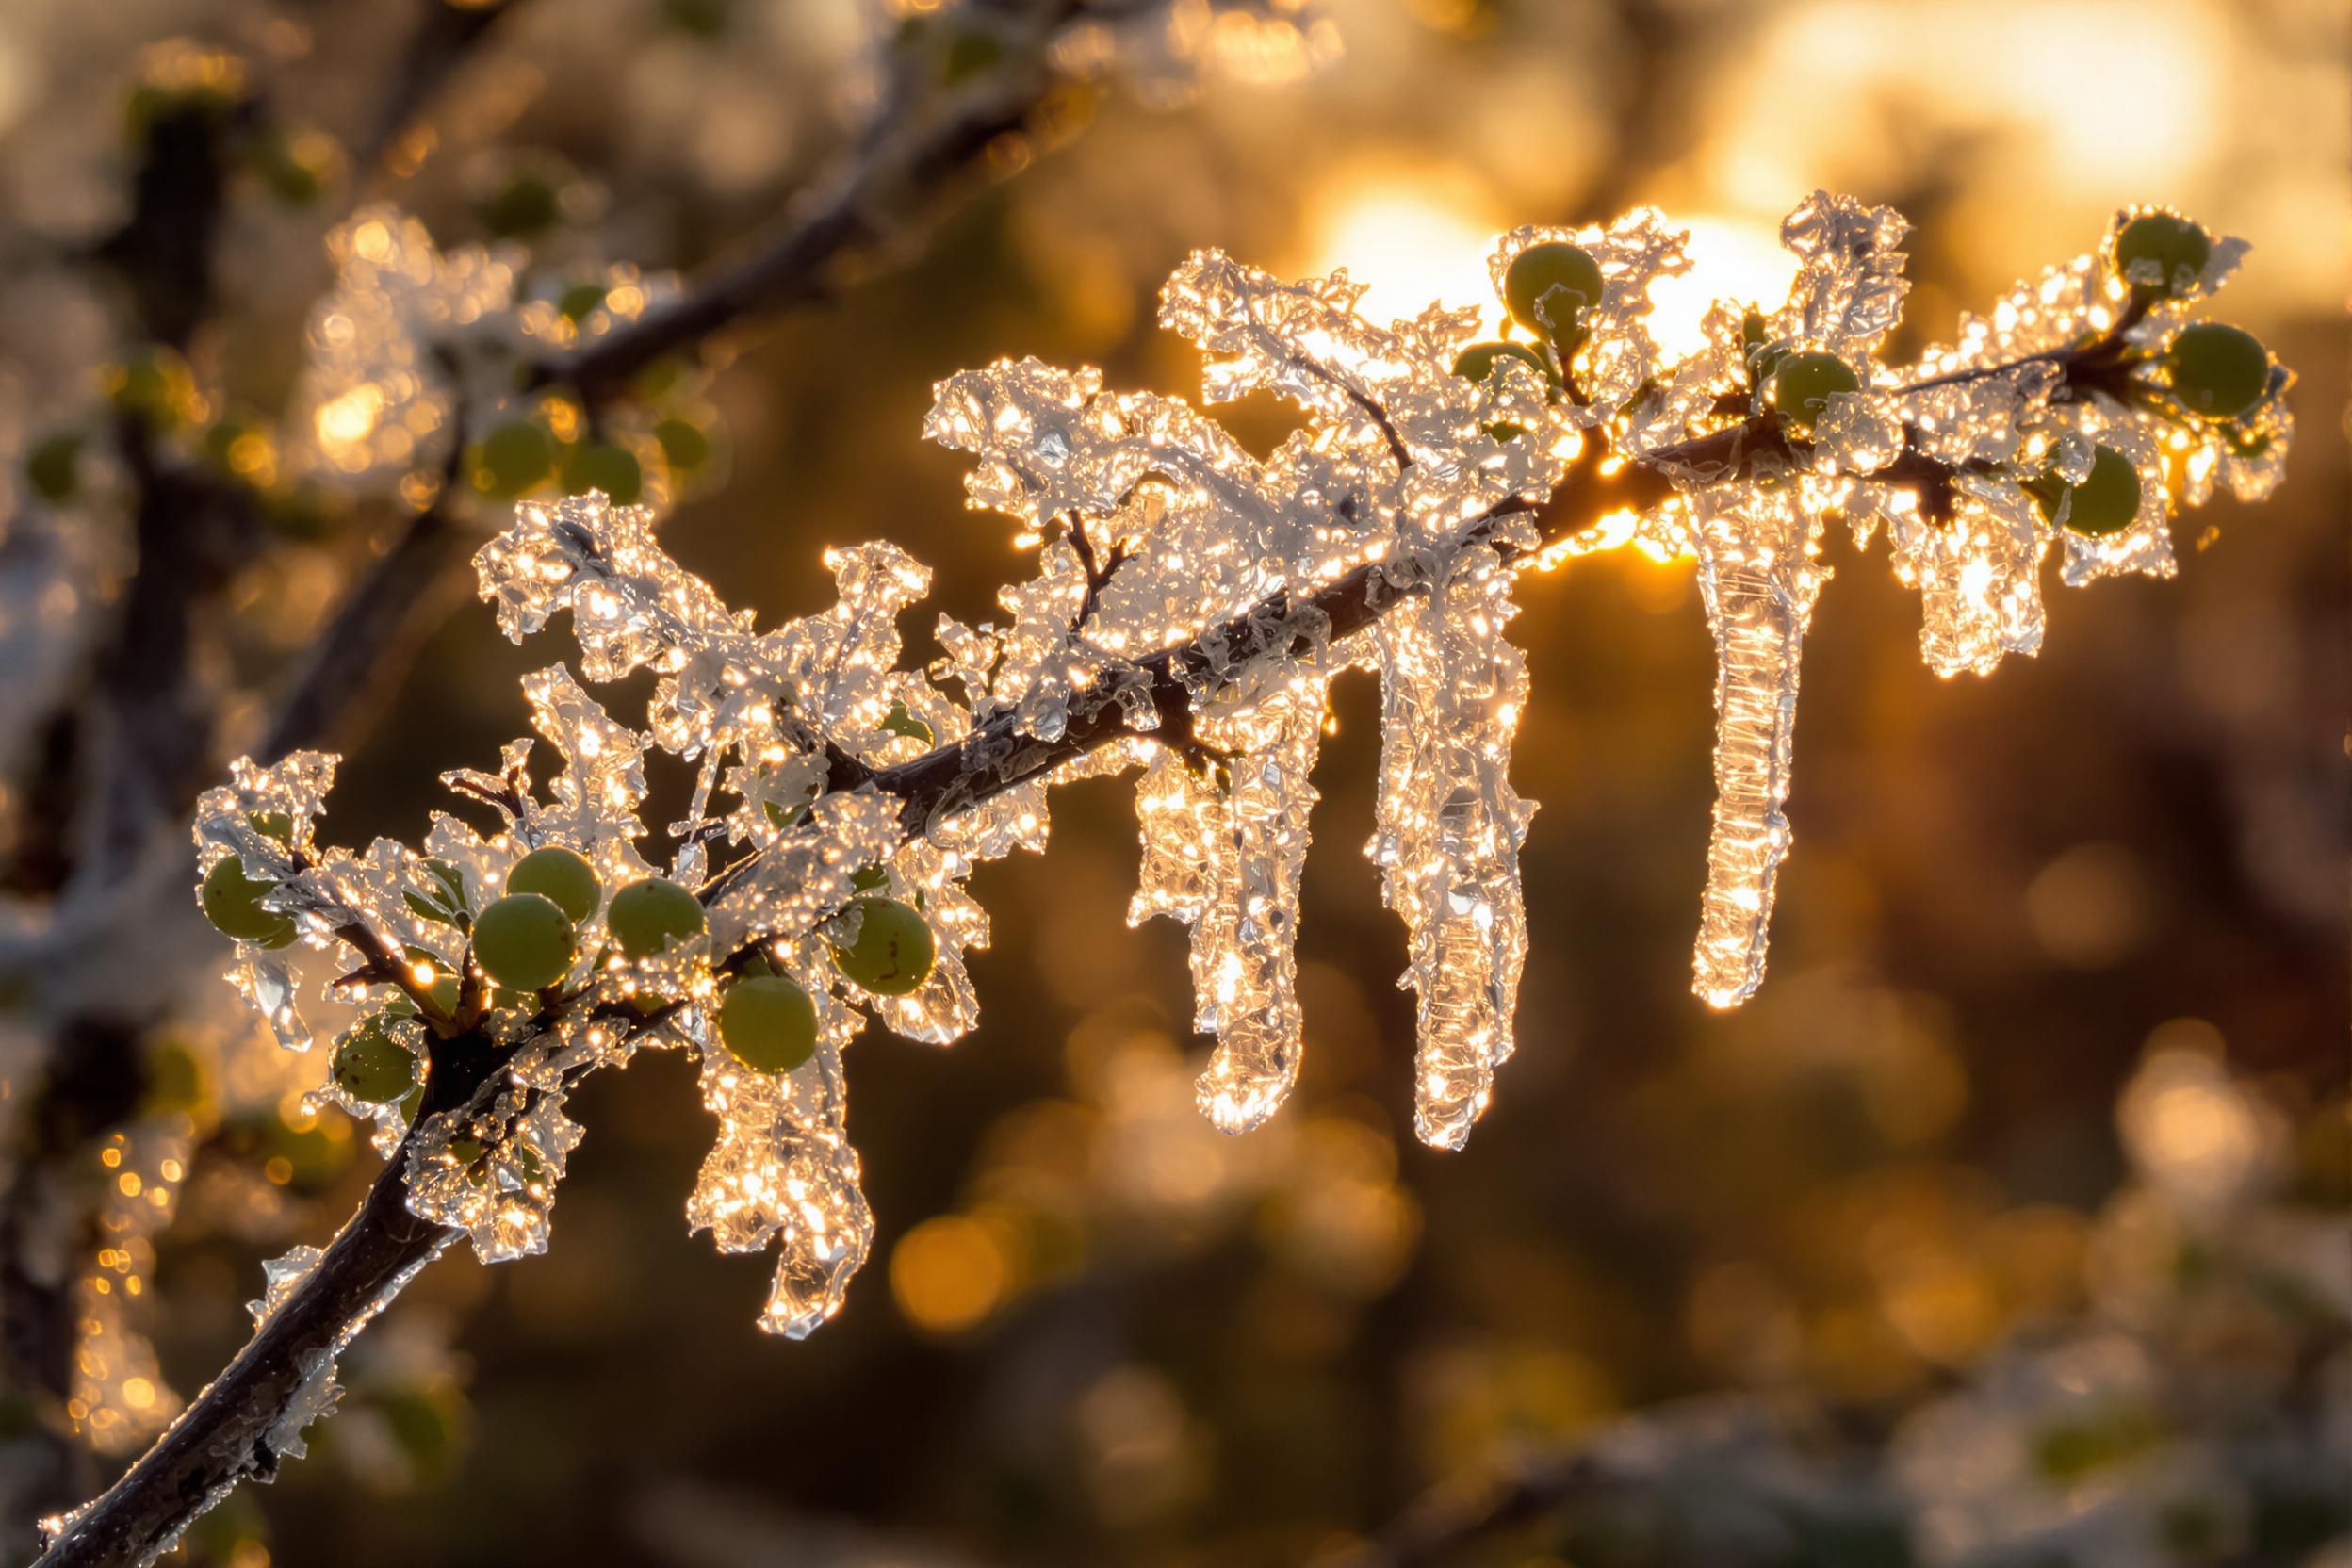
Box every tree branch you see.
[35,259,2132,1568]
[537,48,1068,404]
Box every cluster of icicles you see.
[194,192,2288,1336]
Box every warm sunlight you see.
[1301,166,1507,327]
[1644,213,1799,361]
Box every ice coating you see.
[286,205,685,496]
[686,941,872,1338]
[286,207,516,484]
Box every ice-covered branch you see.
[39,196,2294,1567]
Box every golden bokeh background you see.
[0,0,2342,1563]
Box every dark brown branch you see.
[537,65,1064,404]
[25,1017,521,1568]
[353,0,521,183]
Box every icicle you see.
[686,944,872,1338]
[1686,486,1829,1009]
[1370,557,1532,1150]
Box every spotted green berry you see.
[469,419,555,499]
[607,878,705,959]
[560,441,643,505]
[332,1020,418,1103]
[2165,323,2268,420]
[507,846,601,924]
[1770,351,1862,423]
[1451,340,1552,387]
[2113,214,2210,298]
[201,858,297,947]
[471,892,574,991]
[830,897,935,996]
[1504,243,1603,338]
[719,974,819,1073]
[2034,445,2142,537]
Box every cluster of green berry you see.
[464,393,716,509]
[204,837,943,1106]
[1450,241,1604,414]
[24,343,337,538]
[2028,215,2278,538]
[123,46,343,209]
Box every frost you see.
[287,206,686,497]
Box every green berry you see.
[719,974,819,1073]
[830,897,936,996]
[879,699,934,744]
[1770,351,1862,423]
[24,433,82,504]
[659,0,731,35]
[331,1020,418,1103]
[2165,322,2269,420]
[2113,214,2211,297]
[471,892,574,991]
[607,878,705,959]
[1741,310,1789,384]
[560,441,642,505]
[476,171,563,239]
[1450,340,1552,387]
[145,1040,205,1114]
[507,846,601,923]
[106,349,198,430]
[201,858,297,947]
[251,127,339,207]
[654,417,710,473]
[2034,445,2142,537]
[246,810,294,844]
[468,419,554,498]
[556,283,607,322]
[1503,243,1603,338]
[939,24,1006,84]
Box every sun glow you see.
[1302,168,1507,328]
[1645,214,1800,361]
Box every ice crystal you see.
[287,205,685,499]
[192,194,2292,1348]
